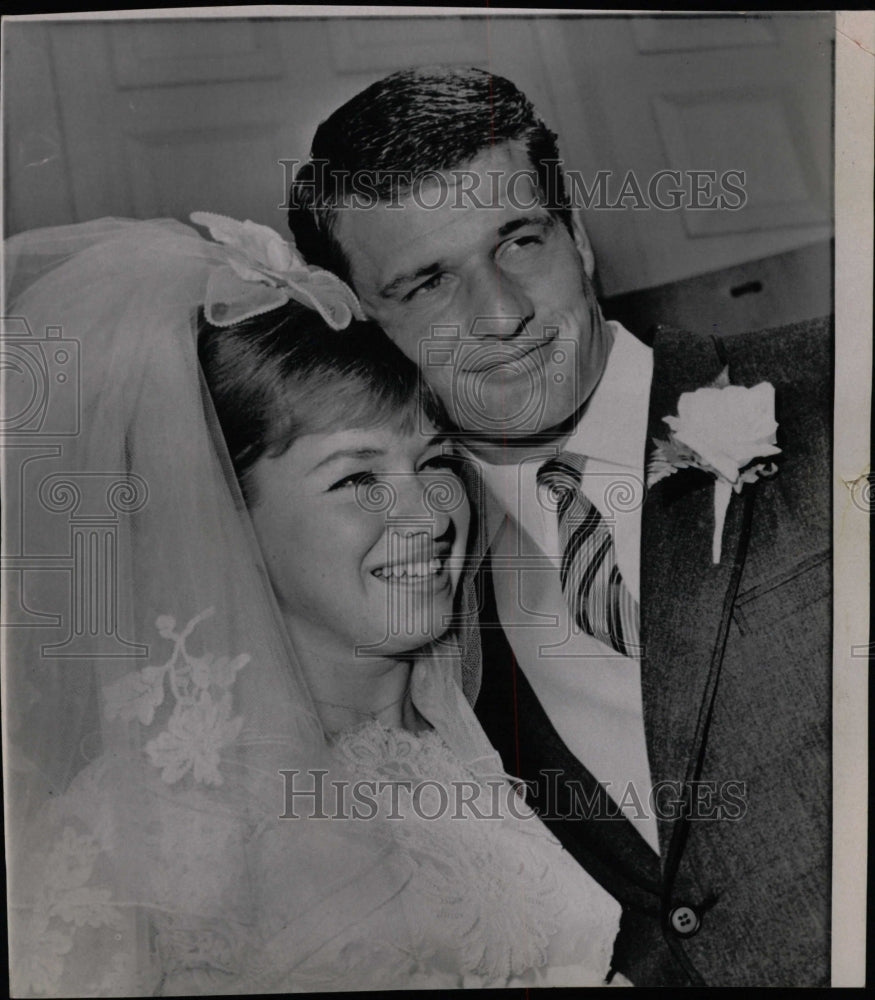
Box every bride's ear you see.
[569,207,596,281]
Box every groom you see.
[287,66,831,986]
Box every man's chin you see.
[451,395,583,442]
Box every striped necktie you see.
[537,453,641,657]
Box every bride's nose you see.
[388,475,456,538]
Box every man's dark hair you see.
[287,65,571,285]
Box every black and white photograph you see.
[1,7,870,993]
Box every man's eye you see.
[505,234,544,254]
[403,273,446,303]
[328,470,376,491]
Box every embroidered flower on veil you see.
[189,211,365,330]
[103,608,250,786]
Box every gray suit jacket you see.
[467,317,832,986]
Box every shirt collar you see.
[565,320,653,469]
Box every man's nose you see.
[466,265,535,340]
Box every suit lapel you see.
[639,327,753,859]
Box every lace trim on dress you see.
[11,826,125,996]
[330,721,567,986]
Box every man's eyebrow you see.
[309,447,383,474]
[380,262,442,300]
[495,214,554,240]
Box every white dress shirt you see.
[474,322,659,853]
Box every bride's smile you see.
[369,531,454,586]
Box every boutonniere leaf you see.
[647,367,781,564]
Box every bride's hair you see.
[197,302,449,505]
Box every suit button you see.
[669,905,701,937]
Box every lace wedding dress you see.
[317,719,621,990]
[10,649,622,995]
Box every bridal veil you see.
[2,219,417,994]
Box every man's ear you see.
[570,207,596,281]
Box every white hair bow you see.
[190,212,365,330]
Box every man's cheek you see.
[421,365,457,407]
[381,319,427,366]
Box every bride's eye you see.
[328,470,377,491]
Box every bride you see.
[3,213,627,993]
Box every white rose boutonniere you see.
[647,367,781,564]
